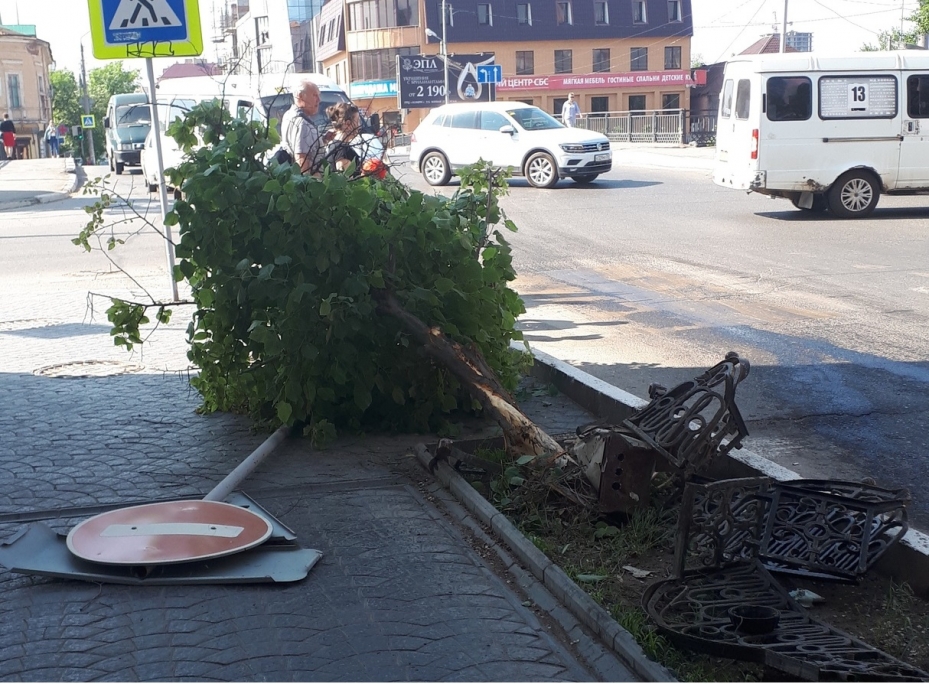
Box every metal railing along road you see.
[573,109,686,144]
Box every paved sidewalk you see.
[0,265,635,679]
[0,158,82,211]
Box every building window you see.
[629,94,646,111]
[664,46,681,70]
[517,3,532,25]
[662,93,681,110]
[554,49,573,74]
[516,50,534,75]
[7,74,21,109]
[477,3,492,25]
[350,46,418,81]
[590,95,609,114]
[553,97,567,116]
[257,46,271,73]
[632,0,647,23]
[594,1,609,25]
[593,48,610,73]
[630,47,648,71]
[668,0,682,22]
[255,15,270,45]
[556,1,572,25]
[348,0,419,30]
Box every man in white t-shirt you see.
[562,92,581,127]
[281,79,326,174]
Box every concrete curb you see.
[413,443,675,682]
[524,344,929,595]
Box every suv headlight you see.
[559,143,586,153]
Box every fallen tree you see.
[76,100,563,456]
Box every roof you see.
[725,50,929,73]
[159,62,223,81]
[740,34,799,55]
[0,24,37,37]
[433,101,534,112]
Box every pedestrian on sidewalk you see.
[277,79,332,175]
[44,121,60,158]
[562,93,581,127]
[1,114,16,159]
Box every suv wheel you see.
[525,152,559,188]
[422,151,451,186]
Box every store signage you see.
[398,53,495,108]
[351,79,398,100]
[498,70,695,92]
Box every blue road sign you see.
[81,115,96,129]
[101,0,189,45]
[476,64,502,84]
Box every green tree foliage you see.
[861,28,921,51]
[49,69,82,154]
[910,0,929,36]
[80,100,528,440]
[87,62,140,158]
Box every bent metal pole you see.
[145,56,180,302]
[203,425,291,502]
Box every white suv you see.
[409,101,612,188]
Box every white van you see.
[141,72,351,192]
[714,51,929,218]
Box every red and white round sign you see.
[66,500,273,565]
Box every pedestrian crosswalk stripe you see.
[108,0,182,30]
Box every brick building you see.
[315,0,694,130]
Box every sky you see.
[0,0,923,79]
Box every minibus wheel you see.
[827,171,879,219]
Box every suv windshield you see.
[116,104,151,126]
[505,107,563,131]
[262,92,351,133]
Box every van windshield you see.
[116,104,151,126]
[262,92,351,133]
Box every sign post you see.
[87,0,204,302]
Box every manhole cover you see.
[34,360,144,378]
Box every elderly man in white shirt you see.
[281,79,329,174]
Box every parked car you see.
[104,92,151,175]
[409,101,612,188]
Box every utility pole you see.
[441,0,449,104]
[80,42,96,165]
[780,0,788,53]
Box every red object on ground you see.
[363,158,388,179]
[66,500,272,565]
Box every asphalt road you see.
[8,160,929,529]
[395,155,929,529]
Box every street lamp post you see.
[80,42,96,165]
[779,0,788,53]
[441,0,448,104]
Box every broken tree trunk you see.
[376,291,563,458]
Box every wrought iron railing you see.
[574,109,686,144]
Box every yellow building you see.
[0,25,53,159]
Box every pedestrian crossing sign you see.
[81,115,96,129]
[88,0,203,60]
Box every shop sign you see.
[398,53,495,108]
[351,79,398,100]
[498,70,695,92]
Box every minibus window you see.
[735,80,751,119]
[766,77,811,122]
[721,79,734,118]
[907,75,929,118]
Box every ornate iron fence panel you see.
[687,109,718,147]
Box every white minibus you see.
[714,51,929,218]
